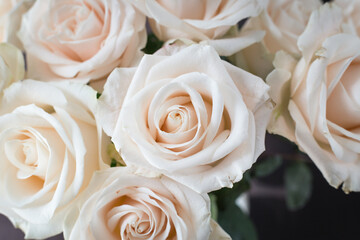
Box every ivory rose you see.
[18,0,146,82]
[243,0,322,55]
[235,0,322,79]
[334,0,360,35]
[0,0,34,47]
[0,80,110,238]
[130,0,266,56]
[99,44,272,193]
[0,0,20,42]
[64,167,230,240]
[267,4,360,192]
[0,43,25,97]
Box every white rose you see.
[130,0,266,56]
[267,3,360,192]
[99,44,272,193]
[0,0,35,47]
[64,167,230,240]
[0,0,20,42]
[235,0,321,79]
[244,0,322,55]
[335,0,360,36]
[18,0,147,82]
[0,80,110,238]
[0,43,25,97]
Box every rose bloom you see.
[99,44,272,193]
[334,0,360,36]
[0,43,24,97]
[267,4,360,192]
[130,0,265,56]
[0,0,34,47]
[243,0,322,55]
[0,80,110,238]
[64,167,230,240]
[0,0,20,42]
[235,0,321,79]
[18,0,146,82]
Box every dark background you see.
[249,134,360,240]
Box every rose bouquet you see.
[0,0,359,239]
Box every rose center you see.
[327,62,360,130]
[22,140,38,167]
[162,110,184,133]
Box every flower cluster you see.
[0,0,359,239]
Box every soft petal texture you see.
[0,43,24,98]
[1,0,35,48]
[63,167,225,240]
[267,3,360,192]
[244,0,322,55]
[130,0,265,56]
[0,0,22,42]
[0,80,110,238]
[99,44,272,193]
[335,0,360,36]
[18,0,146,82]
[237,0,321,78]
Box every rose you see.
[0,0,20,42]
[0,80,110,238]
[267,4,360,192]
[235,0,322,79]
[335,0,360,36]
[0,43,24,97]
[18,0,147,82]
[130,0,266,56]
[64,167,230,240]
[0,0,34,47]
[99,44,272,193]
[243,0,322,55]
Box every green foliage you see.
[213,172,257,240]
[253,155,282,178]
[285,162,313,211]
[142,33,164,54]
[219,204,257,240]
[110,158,124,167]
[210,194,218,221]
[107,143,125,167]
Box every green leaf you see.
[107,143,125,167]
[253,155,282,178]
[285,162,313,211]
[142,33,164,54]
[212,175,256,240]
[218,203,258,240]
[110,158,117,167]
[210,194,218,221]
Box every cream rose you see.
[243,0,322,55]
[130,0,266,56]
[0,0,20,42]
[335,0,360,36]
[267,4,360,192]
[0,0,34,48]
[0,80,110,238]
[18,0,146,82]
[0,43,25,97]
[99,44,272,193]
[235,0,322,79]
[64,167,230,240]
